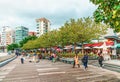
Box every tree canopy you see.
[7,35,37,51]
[7,43,19,51]
[63,17,107,44]
[22,17,108,50]
[19,35,37,47]
[90,0,120,32]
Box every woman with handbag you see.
[73,53,80,68]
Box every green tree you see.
[60,17,107,54]
[47,30,61,47]
[90,0,120,32]
[22,17,108,53]
[7,43,19,51]
[19,35,37,47]
[22,30,60,50]
[59,22,72,47]
[22,40,37,50]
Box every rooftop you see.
[36,17,50,23]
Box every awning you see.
[84,44,93,47]
[84,41,114,48]
[84,42,103,47]
[91,42,103,47]
[64,45,73,49]
[106,41,114,46]
[93,46,103,49]
[115,44,120,48]
[84,47,91,49]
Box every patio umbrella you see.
[75,46,82,49]
[84,47,91,49]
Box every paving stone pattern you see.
[0,57,120,82]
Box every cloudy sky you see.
[0,0,97,32]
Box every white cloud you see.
[0,0,97,32]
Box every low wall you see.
[0,54,17,67]
[0,54,15,63]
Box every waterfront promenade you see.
[0,57,120,82]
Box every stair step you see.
[103,66,120,73]
[91,62,120,73]
[104,63,120,69]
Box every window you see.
[37,24,39,26]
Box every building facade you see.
[6,28,15,45]
[1,26,7,46]
[0,26,15,52]
[0,33,1,44]
[1,26,15,46]
[15,26,28,43]
[36,17,50,37]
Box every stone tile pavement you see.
[0,57,120,82]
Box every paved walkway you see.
[104,59,120,66]
[0,53,8,57]
[0,57,120,82]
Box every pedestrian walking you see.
[33,52,37,63]
[20,53,25,64]
[36,51,41,63]
[15,51,19,56]
[82,53,88,70]
[73,53,80,68]
[98,54,104,67]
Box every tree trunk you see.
[81,42,84,55]
[74,42,77,53]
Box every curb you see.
[0,55,17,67]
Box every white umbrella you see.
[63,47,71,50]
[93,46,102,49]
[84,47,91,49]
[75,47,82,49]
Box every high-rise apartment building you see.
[6,28,15,45]
[36,18,50,37]
[1,26,7,46]
[15,26,28,43]
[1,26,15,46]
